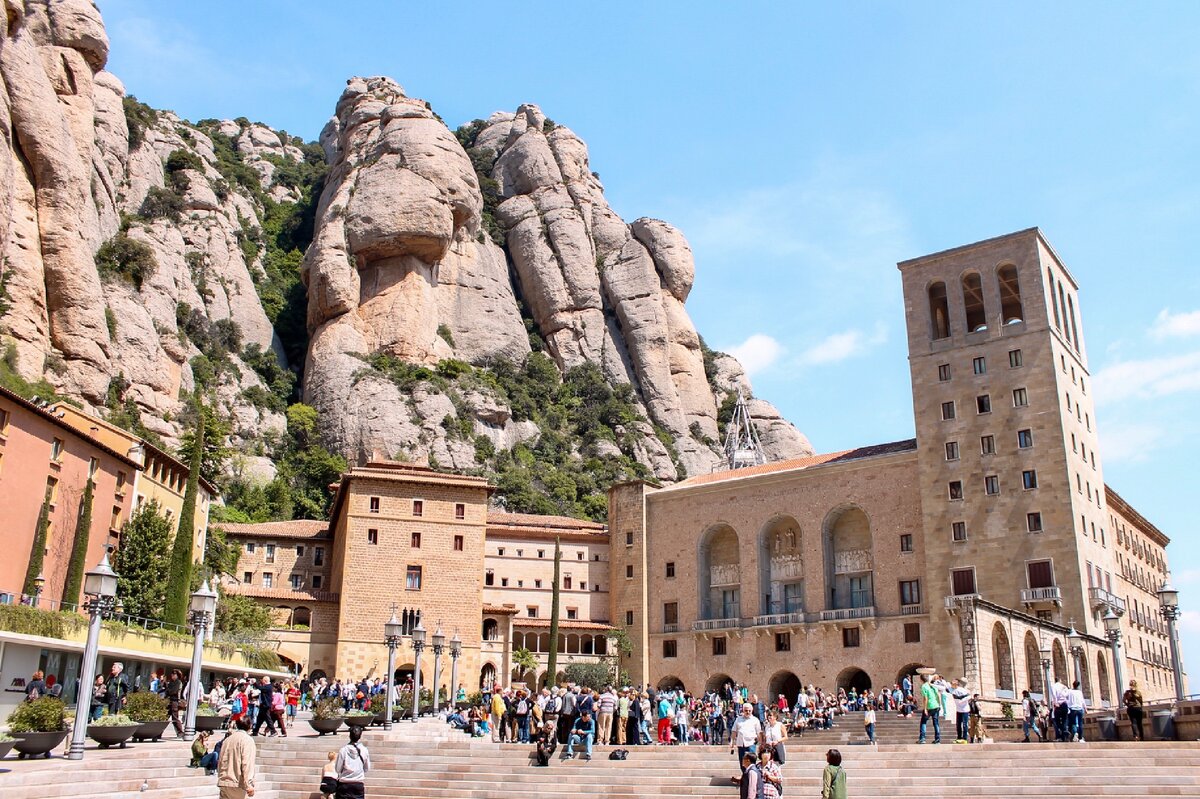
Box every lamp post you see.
[183,580,218,741]
[1066,623,1084,687]
[68,552,119,760]
[410,619,426,722]
[384,608,403,731]
[1039,641,1052,703]
[32,572,45,608]
[1103,608,1125,710]
[431,625,445,713]
[1157,578,1186,703]
[449,631,462,710]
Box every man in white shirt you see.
[1066,680,1087,742]
[1051,677,1070,741]
[951,679,971,743]
[729,703,762,767]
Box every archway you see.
[992,623,1014,694]
[1078,653,1091,702]
[896,663,925,689]
[706,673,735,695]
[1097,653,1112,706]
[482,618,499,641]
[698,523,741,621]
[823,505,873,611]
[837,667,871,694]
[758,516,804,616]
[396,664,426,684]
[657,675,685,692]
[1023,633,1042,693]
[480,663,496,690]
[1052,641,1068,684]
[768,670,802,705]
[309,669,327,682]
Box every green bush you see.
[91,713,136,726]
[195,705,217,717]
[240,644,283,673]
[123,96,158,149]
[165,149,204,175]
[313,696,345,720]
[561,663,613,692]
[95,233,157,290]
[139,186,185,221]
[7,697,66,732]
[124,691,168,722]
[0,604,78,639]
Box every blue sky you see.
[99,1,1198,671]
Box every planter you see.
[132,720,171,742]
[309,717,344,736]
[0,739,15,760]
[12,730,68,759]
[344,714,374,729]
[88,723,139,749]
[194,715,227,733]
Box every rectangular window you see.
[527,606,538,618]
[246,542,256,553]
[712,636,727,656]
[904,622,921,643]
[665,562,675,578]
[1017,429,1033,448]
[110,505,122,529]
[1009,349,1023,368]
[262,573,273,588]
[951,568,977,596]
[412,499,423,517]
[899,580,921,606]
[775,632,791,652]
[369,496,380,513]
[980,435,995,455]
[406,565,422,590]
[411,531,421,548]
[1027,560,1054,589]
[842,627,861,648]
[625,531,634,547]
[367,529,379,545]
[563,576,572,590]
[314,547,324,566]
[976,395,991,414]
[952,521,967,542]
[51,437,64,461]
[243,571,253,584]
[265,544,275,563]
[899,534,913,553]
[296,545,305,557]
[948,481,963,501]
[534,579,542,588]
[985,475,1000,495]
[945,441,959,461]
[290,574,302,590]
[311,575,323,589]
[663,640,677,658]
[454,535,464,551]
[938,363,951,382]
[485,570,494,586]
[941,401,956,421]
[664,602,678,625]
[1027,512,1043,533]
[0,408,7,431]
[88,456,100,478]
[1022,469,1038,490]
[567,607,578,620]
[625,610,634,625]
[1013,387,1028,407]
[46,476,59,505]
[972,356,986,375]
[625,564,634,579]
[577,552,584,560]
[455,503,465,520]
[115,470,127,494]
[580,581,587,590]
[538,549,545,558]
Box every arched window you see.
[824,506,873,611]
[1079,652,1091,702]
[292,606,311,626]
[928,282,950,339]
[1057,283,1071,344]
[1067,295,1080,352]
[962,272,986,332]
[1052,641,1068,684]
[1097,653,1112,705]
[997,265,1023,324]
[1048,268,1061,329]
[758,516,804,616]
[482,618,499,641]
[1024,633,1042,693]
[992,623,1014,693]
[698,524,741,621]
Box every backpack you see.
[232,695,245,714]
[517,699,529,715]
[608,748,629,760]
[27,686,40,700]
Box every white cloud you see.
[727,334,785,375]
[1092,351,1200,404]
[1151,308,1200,340]
[798,323,887,366]
[1097,421,1166,465]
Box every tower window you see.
[952,522,967,542]
[1022,470,1039,490]
[962,272,986,332]
[454,535,464,551]
[1049,268,1061,329]
[412,499,423,517]
[666,562,675,578]
[1017,429,1033,448]
[941,401,956,421]
[973,357,986,375]
[1008,349,1023,368]
[1027,512,1043,533]
[948,481,963,501]
[367,528,379,545]
[900,534,913,552]
[985,475,1000,495]
[980,435,995,455]
[945,441,959,461]
[938,363,951,382]
[976,395,991,414]
[1013,388,1028,407]
[997,264,1024,324]
[411,531,421,548]
[929,282,950,339]
[369,496,380,513]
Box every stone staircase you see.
[3,717,1200,799]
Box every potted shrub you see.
[309,696,345,736]
[194,705,226,733]
[87,713,140,748]
[0,732,15,761]
[125,692,171,742]
[344,709,374,729]
[8,697,68,759]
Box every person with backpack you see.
[515,690,531,743]
[230,682,250,727]
[821,748,847,799]
[1021,690,1041,742]
[334,725,371,798]
[25,669,46,701]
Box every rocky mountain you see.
[0,1,812,514]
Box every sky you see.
[98,1,1198,676]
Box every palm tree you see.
[512,647,538,684]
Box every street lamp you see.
[383,608,403,731]
[1066,622,1084,686]
[183,580,218,741]
[1157,578,1186,703]
[32,572,45,608]
[431,625,445,713]
[1103,608,1125,710]
[410,619,426,722]
[1038,639,1052,703]
[449,631,462,710]
[68,551,119,760]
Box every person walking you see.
[821,749,847,799]
[216,717,257,799]
[1051,675,1070,741]
[968,693,983,743]
[164,669,185,738]
[759,748,783,799]
[862,705,876,745]
[1123,680,1145,741]
[1066,680,1086,742]
[105,662,129,715]
[252,677,277,736]
[1020,690,1041,742]
[737,751,761,798]
[334,725,371,798]
[917,675,941,744]
[730,703,762,772]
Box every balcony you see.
[944,593,980,611]
[818,606,875,622]
[692,617,743,632]
[663,623,679,633]
[900,603,927,616]
[1021,586,1063,606]
[1089,587,1126,614]
[753,611,808,627]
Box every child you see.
[320,751,338,798]
[863,705,877,745]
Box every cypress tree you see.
[61,478,94,606]
[22,492,52,597]
[546,536,562,684]
[164,395,205,626]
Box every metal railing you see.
[752,611,807,627]
[1088,586,1126,613]
[692,617,743,632]
[663,623,680,633]
[1020,586,1063,604]
[900,603,927,616]
[818,606,875,622]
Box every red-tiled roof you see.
[483,604,520,615]
[674,439,918,488]
[0,386,142,468]
[514,618,613,631]
[224,584,339,603]
[487,511,605,532]
[216,520,330,539]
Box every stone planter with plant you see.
[88,713,140,748]
[309,696,345,736]
[0,732,15,761]
[8,697,68,759]
[344,709,374,728]
[194,704,226,732]
[125,692,172,741]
